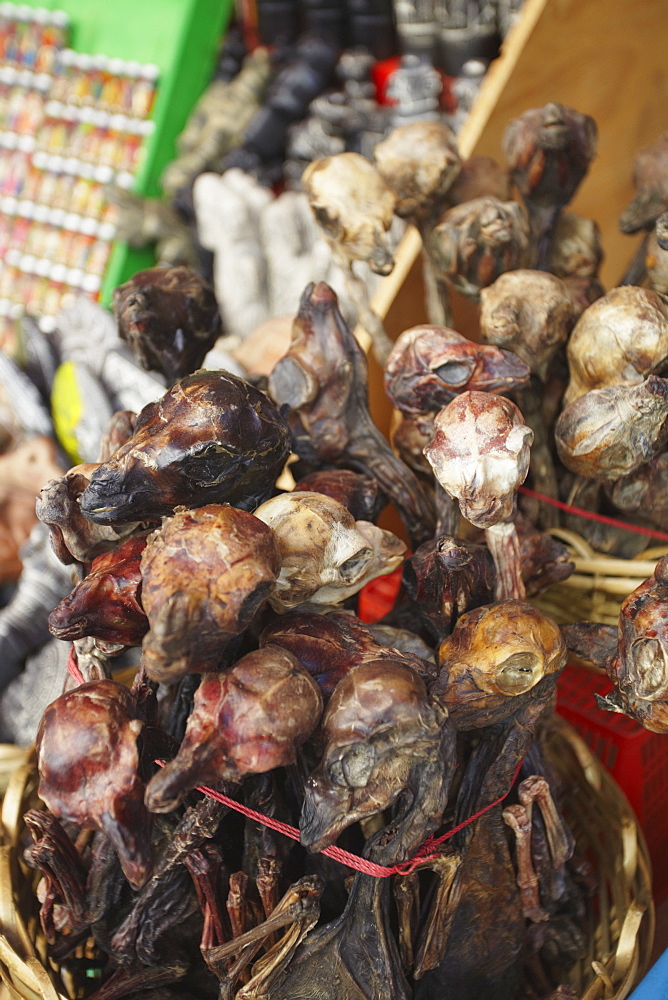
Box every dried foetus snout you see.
[36,679,152,889]
[145,646,323,812]
[48,531,149,645]
[434,600,567,729]
[424,392,533,600]
[255,492,405,612]
[140,504,281,684]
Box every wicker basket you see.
[533,529,668,627]
[0,719,655,1000]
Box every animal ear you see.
[341,742,376,788]
[311,203,341,240]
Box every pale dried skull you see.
[254,491,406,611]
[424,392,533,528]
[302,152,397,275]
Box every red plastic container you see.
[357,566,402,623]
[557,663,668,903]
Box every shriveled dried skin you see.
[446,156,511,206]
[429,197,531,301]
[563,274,606,319]
[391,412,435,479]
[373,121,461,223]
[140,505,281,684]
[503,103,597,267]
[144,646,323,812]
[292,468,384,522]
[595,556,668,733]
[403,536,496,641]
[98,410,137,462]
[485,520,525,601]
[564,285,668,406]
[79,371,291,525]
[434,600,567,729]
[48,532,149,644]
[547,212,603,279]
[255,492,405,611]
[37,471,140,564]
[606,450,668,530]
[302,153,397,276]
[261,609,434,698]
[385,325,531,415]
[301,659,452,855]
[424,391,533,529]
[36,679,152,889]
[515,515,574,595]
[268,282,435,546]
[479,271,573,381]
[619,132,668,234]
[113,266,222,385]
[555,375,668,481]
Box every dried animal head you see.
[255,491,405,611]
[503,102,597,209]
[555,376,668,481]
[144,646,323,812]
[113,265,222,384]
[300,659,448,854]
[429,196,531,300]
[36,679,152,888]
[564,286,668,406]
[479,270,573,381]
[302,152,397,274]
[424,392,533,528]
[292,468,384,522]
[446,155,511,206]
[385,324,530,416]
[373,121,461,221]
[48,531,149,645]
[548,212,603,279]
[140,504,281,684]
[434,600,566,728]
[79,370,291,524]
[619,131,668,233]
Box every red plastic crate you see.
[557,663,668,903]
[357,567,402,623]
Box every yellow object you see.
[50,362,83,466]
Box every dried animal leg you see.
[503,803,549,923]
[393,872,420,972]
[24,810,89,944]
[518,775,574,870]
[183,844,228,951]
[412,852,462,978]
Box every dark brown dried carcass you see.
[79,370,291,525]
[292,468,384,521]
[36,679,152,889]
[144,646,323,812]
[140,504,281,684]
[48,531,149,645]
[113,265,223,385]
[268,282,435,547]
[429,196,531,301]
[261,609,435,698]
[503,102,597,268]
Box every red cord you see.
[518,485,668,542]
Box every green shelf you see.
[20,0,234,302]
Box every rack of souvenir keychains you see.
[0,0,233,353]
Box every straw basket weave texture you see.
[533,529,668,628]
[0,717,655,1000]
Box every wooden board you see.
[375,0,668,336]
